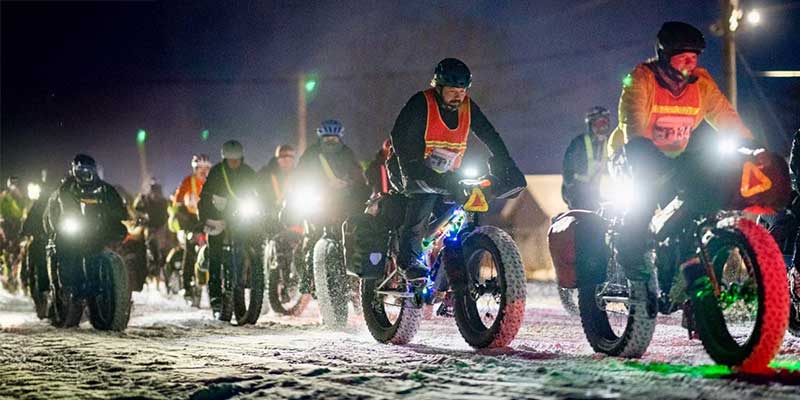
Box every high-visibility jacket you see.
[422,88,471,172]
[609,64,752,158]
[173,175,205,215]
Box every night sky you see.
[2,0,799,194]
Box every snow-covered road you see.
[1,284,799,399]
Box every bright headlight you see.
[61,217,81,235]
[237,197,260,219]
[27,183,42,201]
[603,177,639,211]
[461,165,480,178]
[289,186,322,216]
[719,137,738,155]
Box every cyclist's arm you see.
[617,65,652,142]
[696,68,753,140]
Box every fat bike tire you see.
[453,227,527,349]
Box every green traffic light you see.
[136,129,147,144]
[305,79,317,93]
[201,129,210,141]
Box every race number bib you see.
[425,148,459,173]
[652,115,693,151]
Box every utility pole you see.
[297,73,308,154]
[136,129,149,191]
[720,0,739,109]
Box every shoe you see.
[399,261,428,281]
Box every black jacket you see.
[44,177,128,244]
[198,161,258,223]
[389,90,514,193]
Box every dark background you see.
[2,0,799,194]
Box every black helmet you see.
[656,21,706,59]
[432,58,472,89]
[585,106,610,126]
[71,154,98,187]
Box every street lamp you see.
[746,9,761,25]
[711,0,762,109]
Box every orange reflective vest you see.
[423,88,471,171]
[645,82,701,154]
[173,175,204,215]
[609,64,752,158]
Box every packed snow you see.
[1,283,798,399]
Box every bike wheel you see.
[233,247,264,325]
[558,287,579,316]
[87,250,131,331]
[453,226,527,349]
[163,247,183,295]
[361,272,422,344]
[48,255,83,328]
[266,238,311,316]
[217,262,233,323]
[313,237,349,329]
[690,218,789,372]
[577,245,656,358]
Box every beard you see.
[442,99,462,111]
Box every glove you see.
[204,219,226,236]
[489,156,526,199]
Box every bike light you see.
[604,177,639,211]
[289,185,322,216]
[238,197,261,219]
[461,165,480,178]
[719,137,737,155]
[61,217,81,235]
[27,183,41,201]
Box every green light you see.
[770,360,800,372]
[624,361,731,378]
[201,129,210,141]
[305,79,317,93]
[136,129,147,144]
[622,74,633,88]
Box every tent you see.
[497,175,567,281]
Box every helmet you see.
[221,140,244,160]
[275,144,296,158]
[70,154,98,187]
[6,176,19,189]
[432,58,472,89]
[316,119,344,138]
[585,106,610,126]
[656,21,706,58]
[191,154,211,169]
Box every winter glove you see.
[489,156,526,199]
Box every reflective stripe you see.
[220,164,238,200]
[270,173,283,201]
[651,105,700,115]
[380,165,389,193]
[318,154,338,182]
[574,135,602,183]
[190,176,198,197]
